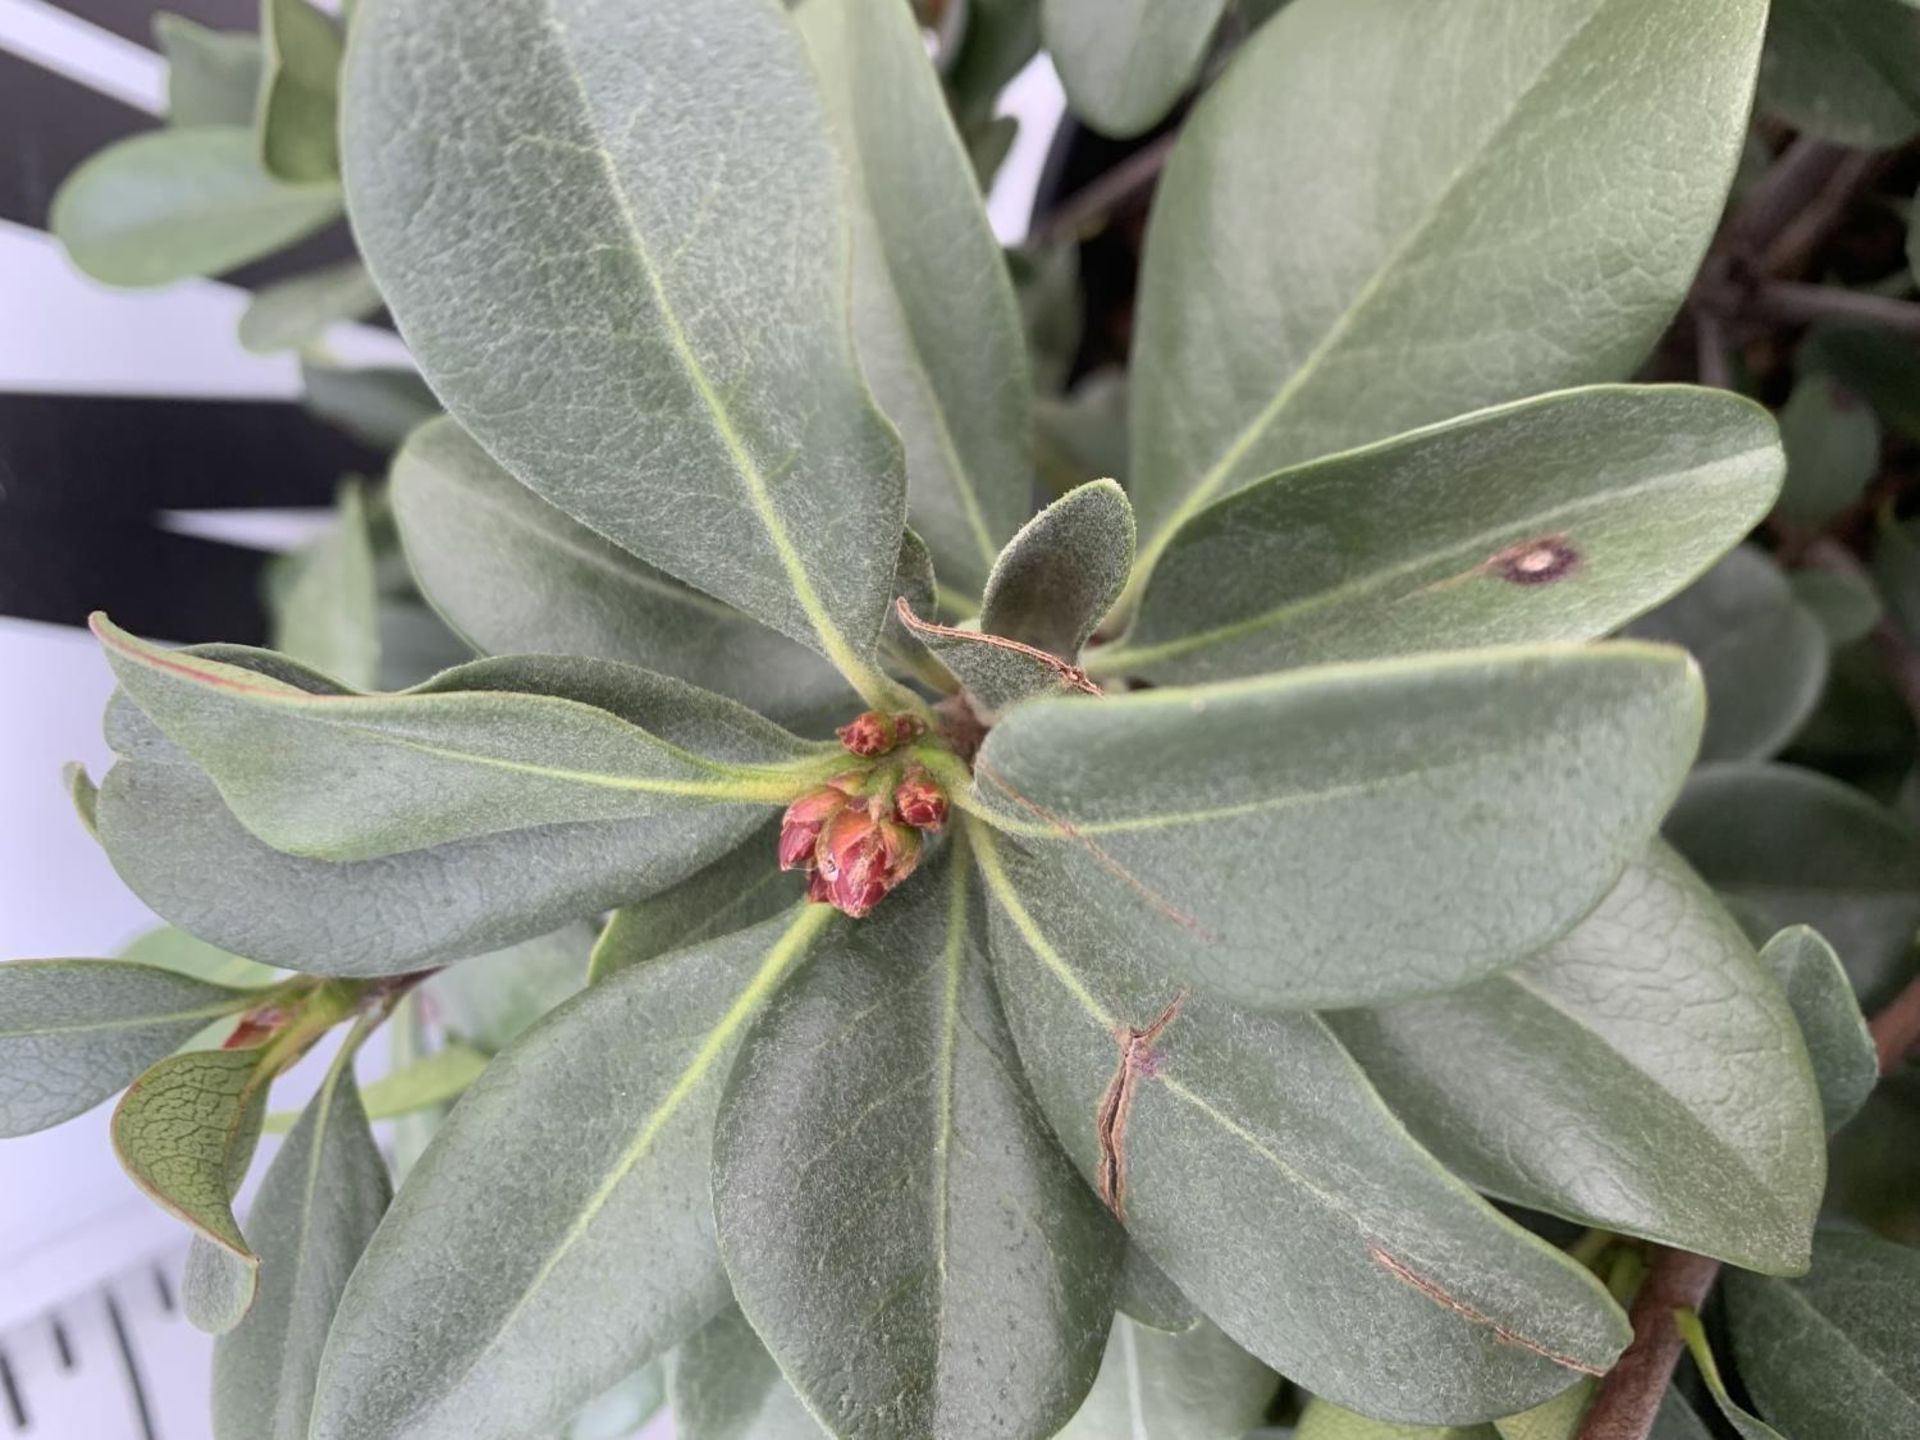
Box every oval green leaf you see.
[714,845,1120,1439]
[967,643,1703,1011]
[155,15,262,128]
[259,0,343,183]
[1758,926,1878,1133]
[342,0,907,693]
[1329,844,1826,1273]
[978,823,1630,1424]
[1042,0,1229,140]
[112,1046,271,1259]
[667,1304,822,1440]
[1759,0,1920,147]
[51,127,341,287]
[1107,387,1783,684]
[1055,1315,1278,1440]
[239,258,382,354]
[309,906,833,1440]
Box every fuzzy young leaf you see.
[1128,0,1767,573]
[1628,547,1828,764]
[50,128,340,287]
[239,259,381,354]
[1759,0,1920,147]
[967,644,1702,1011]
[213,1059,390,1440]
[588,821,802,985]
[667,1304,821,1440]
[1106,388,1784,684]
[714,847,1119,1440]
[258,0,342,182]
[798,0,1033,602]
[1054,1315,1278,1439]
[0,960,254,1137]
[1328,844,1826,1273]
[155,15,262,128]
[309,907,833,1440]
[1042,0,1229,139]
[977,826,1632,1425]
[1726,1231,1920,1438]
[112,1046,271,1259]
[1758,926,1878,1133]
[391,419,849,723]
[1666,763,1920,1009]
[343,0,908,692]
[96,619,834,862]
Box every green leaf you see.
[301,362,438,450]
[964,643,1702,1011]
[1116,1246,1199,1334]
[265,480,380,691]
[1042,0,1229,139]
[1759,0,1920,147]
[907,479,1135,712]
[426,924,591,1052]
[1791,569,1882,647]
[342,0,908,697]
[1106,387,1784,684]
[184,1233,257,1336]
[258,0,343,183]
[1055,1314,1278,1439]
[96,618,836,862]
[309,906,833,1440]
[1127,0,1768,575]
[50,127,341,288]
[1294,1397,1498,1438]
[1802,326,1920,441]
[1036,370,1128,498]
[121,925,281,990]
[0,960,255,1137]
[976,823,1632,1425]
[213,1057,390,1440]
[155,15,262,128]
[1650,1390,1715,1440]
[112,1046,271,1259]
[1674,1308,1786,1440]
[64,761,100,839]
[1666,762,1920,1009]
[1726,1230,1920,1438]
[1493,1382,1592,1440]
[588,821,803,985]
[238,258,381,353]
[1328,844,1826,1273]
[946,0,1042,131]
[390,418,848,723]
[1777,371,1882,527]
[667,1304,822,1440]
[1875,506,1920,645]
[1759,926,1879,1133]
[94,735,762,976]
[714,845,1119,1439]
[798,0,1033,602]
[1628,547,1828,764]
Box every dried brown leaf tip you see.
[1095,990,1187,1222]
[1485,534,1581,586]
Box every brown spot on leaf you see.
[1095,991,1187,1222]
[1486,535,1581,586]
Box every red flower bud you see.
[836,711,897,757]
[893,767,948,832]
[778,786,848,871]
[814,807,922,918]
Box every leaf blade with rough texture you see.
[967,643,1703,1010]
[1757,926,1878,1133]
[308,906,833,1440]
[798,0,1033,602]
[112,1046,270,1259]
[342,0,907,692]
[978,822,1630,1425]
[715,845,1119,1439]
[1106,387,1784,684]
[1127,0,1767,578]
[1328,844,1826,1273]
[667,1304,822,1440]
[0,960,254,1137]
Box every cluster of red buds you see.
[780,712,950,918]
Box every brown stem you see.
[1758,150,1886,278]
[1029,131,1179,246]
[1747,281,1920,338]
[1870,972,1920,1074]
[1577,1249,1724,1440]
[1693,307,1733,389]
[1719,138,1854,263]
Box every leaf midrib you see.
[538,1,888,702]
[1134,0,1620,573]
[3,994,249,1040]
[1106,445,1772,673]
